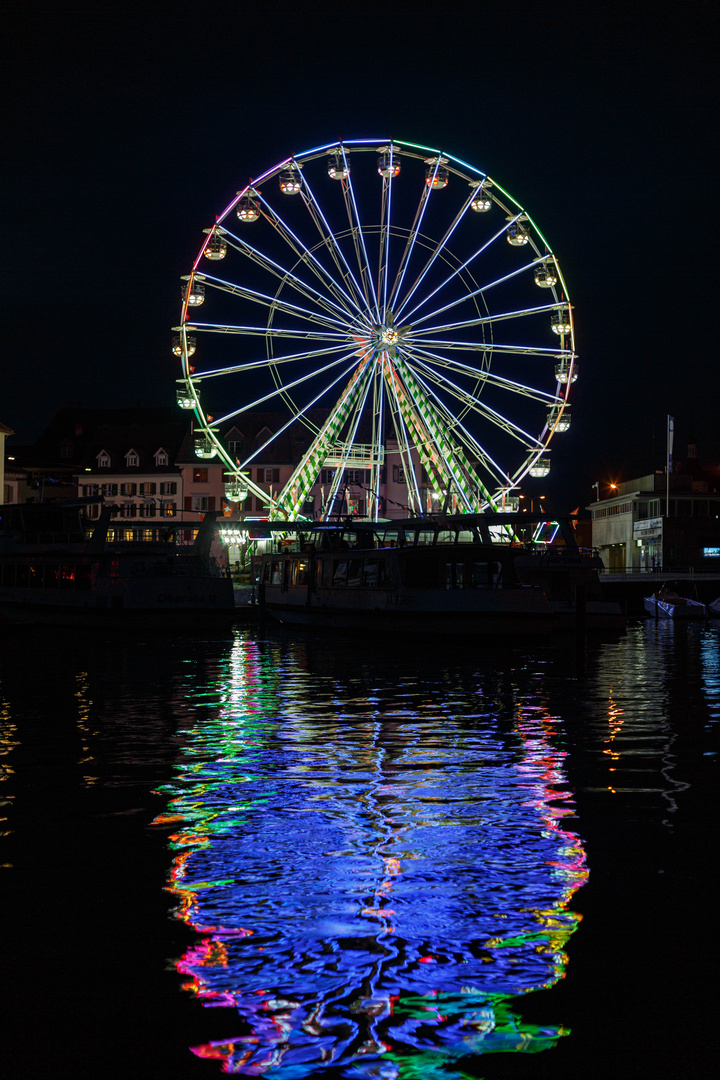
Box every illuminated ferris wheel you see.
[174,138,576,520]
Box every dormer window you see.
[226,427,243,460]
[125,449,140,468]
[154,448,169,467]
[97,450,111,468]
[255,426,273,450]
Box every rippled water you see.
[1,621,719,1079]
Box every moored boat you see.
[643,590,707,620]
[259,539,554,637]
[0,500,235,627]
[255,514,623,637]
[513,549,626,632]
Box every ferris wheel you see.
[174,138,576,521]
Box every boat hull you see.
[643,594,707,619]
[264,592,554,637]
[259,545,554,637]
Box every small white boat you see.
[707,598,720,617]
[644,590,707,619]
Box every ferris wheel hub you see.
[370,316,410,352]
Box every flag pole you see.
[666,414,674,519]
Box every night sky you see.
[4,0,718,509]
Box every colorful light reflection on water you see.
[155,638,588,1077]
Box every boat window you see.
[363,559,378,586]
[438,530,456,545]
[347,559,362,586]
[333,561,348,585]
[446,559,464,589]
[416,529,435,546]
[270,561,282,585]
[291,559,309,586]
[76,564,94,591]
[29,565,44,588]
[16,565,29,587]
[44,565,59,590]
[472,561,502,588]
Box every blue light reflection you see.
[155,637,588,1076]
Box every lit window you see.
[192,468,208,483]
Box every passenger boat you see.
[0,500,235,627]
[513,549,626,631]
[256,515,615,637]
[643,590,707,620]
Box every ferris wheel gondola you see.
[175,139,576,520]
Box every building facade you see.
[590,473,720,572]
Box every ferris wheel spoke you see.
[213,349,367,429]
[399,351,544,452]
[390,188,477,324]
[393,212,525,324]
[377,169,395,318]
[298,172,373,318]
[253,193,366,321]
[190,321,350,343]
[409,300,560,338]
[405,337,571,360]
[406,257,544,330]
[385,174,437,315]
[394,364,524,492]
[387,357,480,510]
[239,360,371,474]
[337,152,381,321]
[409,356,555,429]
[222,230,363,326]
[191,342,355,381]
[200,273,357,334]
[408,347,560,404]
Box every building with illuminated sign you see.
[590,472,720,572]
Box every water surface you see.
[1,622,718,1079]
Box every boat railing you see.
[599,566,720,581]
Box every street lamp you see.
[593,481,617,502]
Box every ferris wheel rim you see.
[178,138,576,518]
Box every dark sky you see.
[4,0,718,509]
